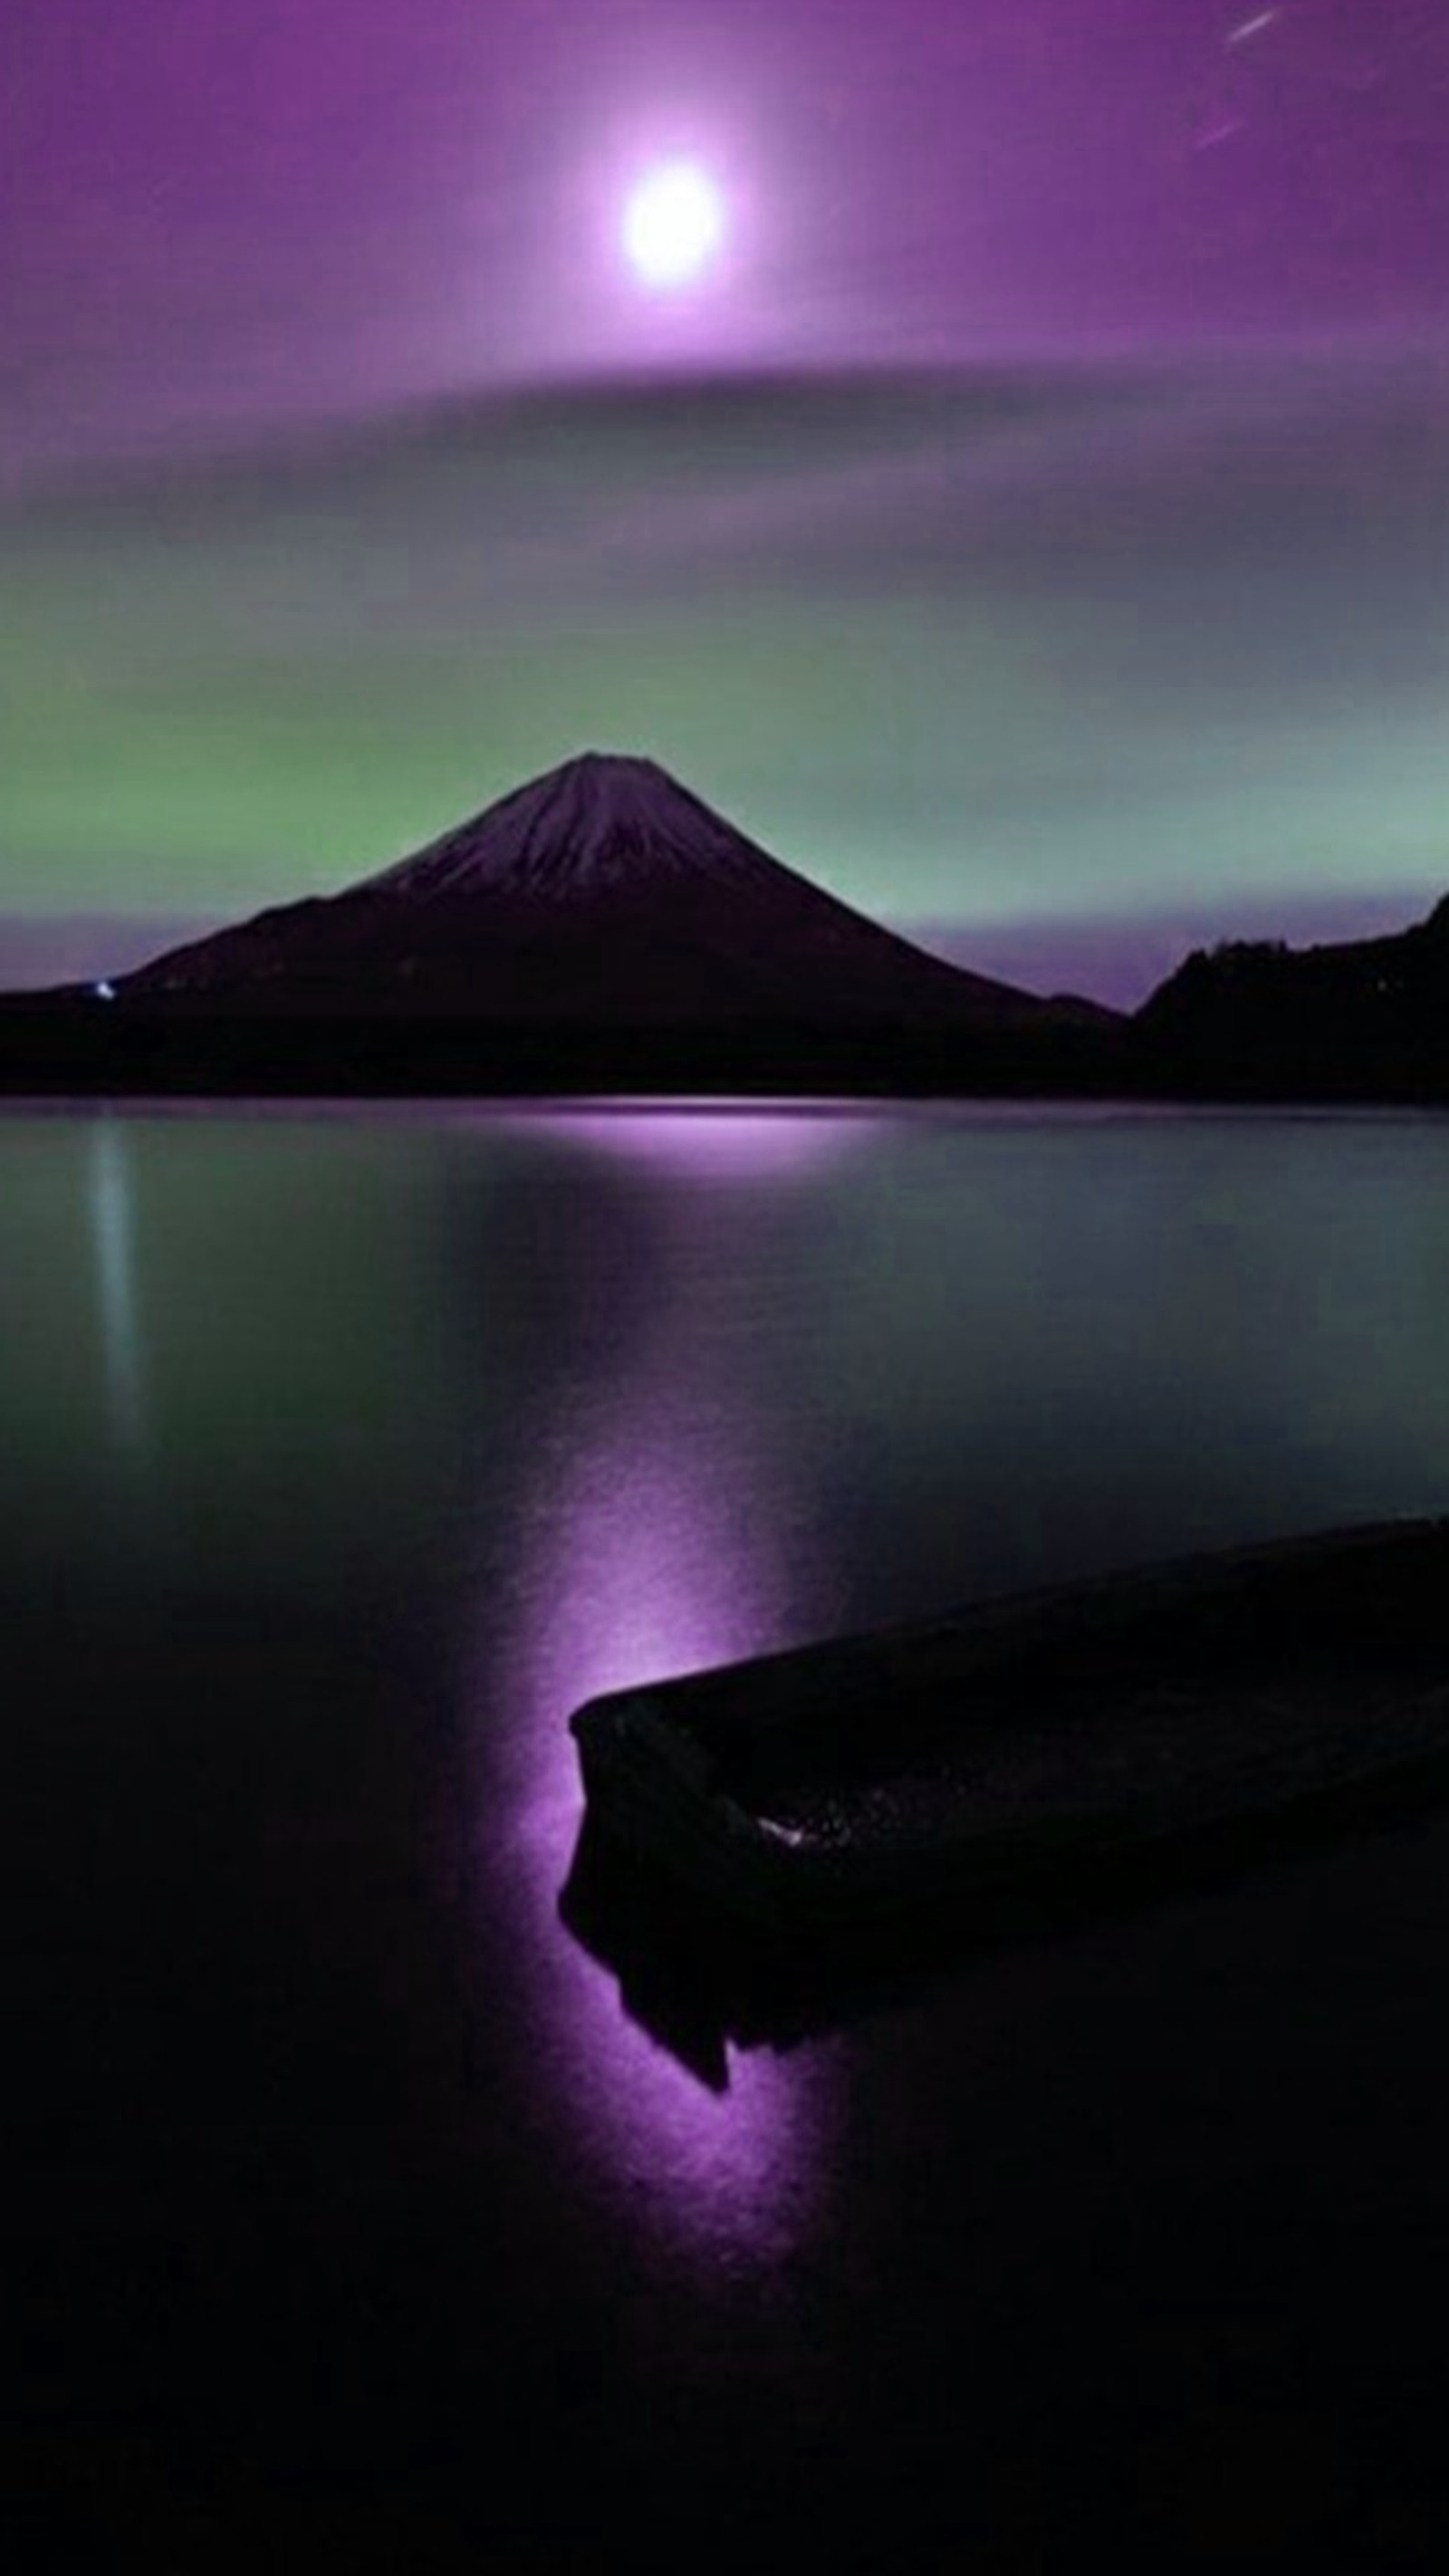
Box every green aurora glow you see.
[4,362,1448,952]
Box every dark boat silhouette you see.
[571,1518,1449,1947]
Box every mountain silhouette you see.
[120,753,1087,1032]
[1137,897,1449,1097]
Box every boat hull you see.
[570,1520,1449,1937]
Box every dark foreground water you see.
[7,1101,1449,2569]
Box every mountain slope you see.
[120,753,1090,1030]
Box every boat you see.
[570,1518,1449,1944]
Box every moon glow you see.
[621,162,725,291]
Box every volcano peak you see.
[358,750,782,907]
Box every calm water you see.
[9,1101,1449,2566]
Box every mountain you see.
[118,753,1089,1033]
[1136,897,1449,1098]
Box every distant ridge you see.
[1136,895,1449,1096]
[120,752,1083,1031]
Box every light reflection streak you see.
[505,1403,825,2256]
[507,1101,878,1184]
[88,1120,148,1464]
[482,1129,846,2261]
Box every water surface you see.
[8,1101,1449,2565]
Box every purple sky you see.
[5,3,1449,997]
[9,0,1449,476]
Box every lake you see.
[8,1100,1449,2568]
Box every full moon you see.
[621,162,725,291]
